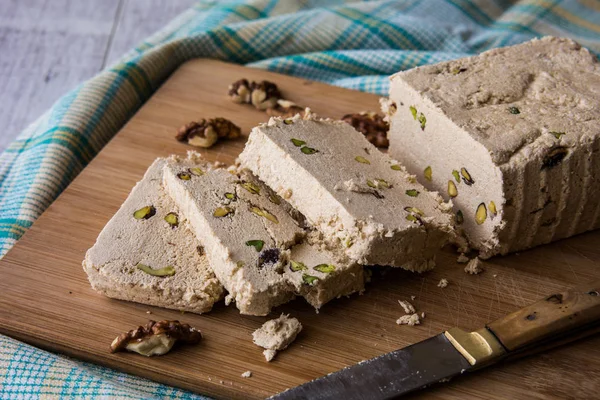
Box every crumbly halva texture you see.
[238,110,454,269]
[83,158,224,313]
[464,257,484,275]
[241,371,252,378]
[396,313,420,326]
[437,278,449,288]
[398,300,415,314]
[252,314,302,362]
[387,37,600,258]
[162,153,364,316]
[457,254,470,263]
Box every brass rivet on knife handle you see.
[444,327,506,367]
[487,280,600,352]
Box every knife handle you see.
[487,280,600,352]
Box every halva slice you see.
[287,238,364,310]
[238,111,453,269]
[252,314,302,362]
[162,153,364,316]
[386,37,600,258]
[83,158,224,313]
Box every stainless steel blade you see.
[271,333,472,400]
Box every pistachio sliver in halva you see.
[137,263,176,277]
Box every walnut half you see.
[228,78,252,104]
[227,79,282,110]
[250,80,281,110]
[176,118,241,148]
[341,111,389,148]
[110,320,202,357]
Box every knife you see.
[271,280,600,399]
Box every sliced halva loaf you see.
[162,154,364,316]
[83,158,224,313]
[386,37,600,258]
[238,111,454,269]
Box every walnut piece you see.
[266,99,305,118]
[341,111,389,148]
[110,320,202,357]
[228,78,252,104]
[227,79,282,110]
[211,117,241,139]
[250,80,281,110]
[176,118,241,148]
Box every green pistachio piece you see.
[390,164,402,171]
[366,180,376,188]
[409,106,417,120]
[177,172,191,180]
[268,193,281,205]
[133,206,156,220]
[224,192,236,200]
[250,207,279,224]
[475,203,487,225]
[448,180,458,198]
[355,156,370,164]
[283,119,294,125]
[508,106,520,114]
[549,131,565,139]
[418,113,426,130]
[405,214,423,225]
[376,178,390,189]
[137,263,175,277]
[404,206,424,216]
[289,260,307,272]
[456,210,464,225]
[164,212,179,228]
[233,261,244,273]
[424,166,432,182]
[246,240,265,252]
[489,201,497,217]
[452,170,460,183]
[406,189,419,197]
[241,182,260,195]
[213,206,234,217]
[460,167,474,185]
[314,264,335,273]
[300,146,318,154]
[189,167,204,176]
[291,138,306,147]
[302,274,319,286]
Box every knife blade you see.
[271,279,600,400]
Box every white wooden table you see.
[0,0,196,153]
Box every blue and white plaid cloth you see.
[1,0,599,397]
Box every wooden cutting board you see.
[1,60,599,400]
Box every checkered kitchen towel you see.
[1,0,599,397]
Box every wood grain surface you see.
[0,60,599,400]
